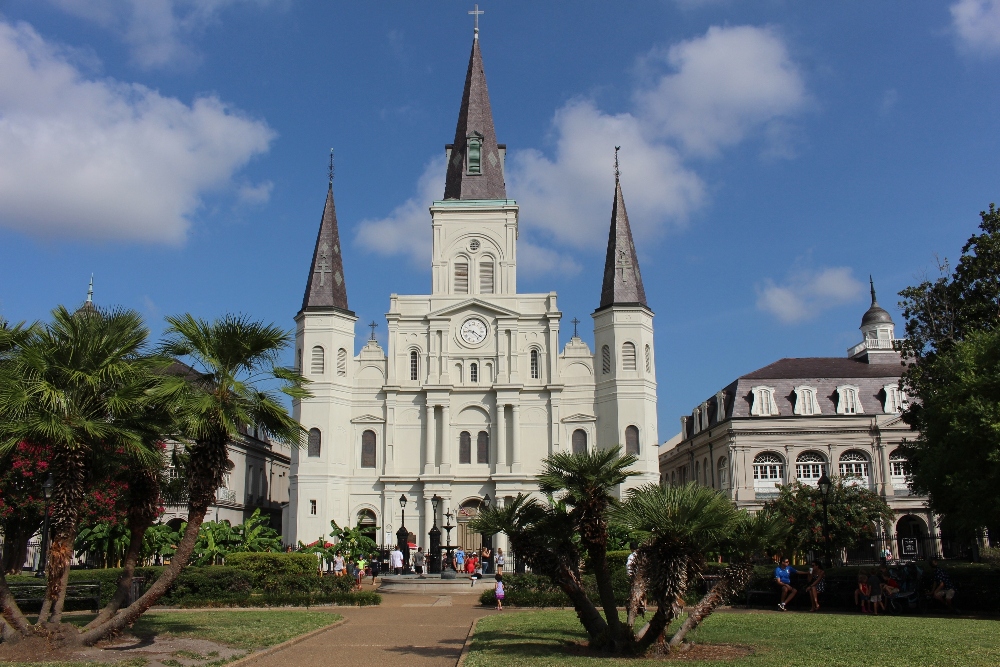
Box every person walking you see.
[494,574,505,610]
[414,547,426,578]
[495,547,505,574]
[774,557,798,611]
[454,546,466,573]
[805,560,825,612]
[481,546,492,574]
[333,552,345,577]
[390,546,404,575]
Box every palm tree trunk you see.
[0,574,32,637]
[37,448,86,626]
[556,569,608,640]
[626,551,648,628]
[668,563,754,648]
[44,525,78,625]
[83,519,152,629]
[587,546,624,644]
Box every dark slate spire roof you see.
[301,163,351,315]
[861,276,893,327]
[598,166,648,311]
[443,35,506,200]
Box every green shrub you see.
[225,552,319,587]
[175,591,381,608]
[161,567,253,605]
[7,567,164,608]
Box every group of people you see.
[774,556,959,614]
[330,551,378,590]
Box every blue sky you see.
[1,1,999,438]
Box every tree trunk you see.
[668,563,753,648]
[0,574,32,637]
[83,520,152,629]
[555,568,608,640]
[587,546,625,646]
[626,551,649,628]
[44,526,78,625]
[37,447,86,626]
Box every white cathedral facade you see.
[284,34,660,552]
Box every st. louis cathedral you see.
[284,33,660,552]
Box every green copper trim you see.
[431,199,517,208]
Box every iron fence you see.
[811,535,973,566]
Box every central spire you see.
[598,149,648,311]
[443,34,506,200]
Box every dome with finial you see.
[75,274,98,316]
[860,276,893,327]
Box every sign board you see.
[900,537,918,556]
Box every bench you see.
[8,580,101,613]
[745,586,779,608]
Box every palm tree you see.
[666,508,787,648]
[537,447,637,648]
[612,483,736,652]
[0,306,166,631]
[79,313,308,645]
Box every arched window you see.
[572,429,587,455]
[602,345,611,374]
[311,346,325,374]
[337,348,347,376]
[361,430,376,468]
[751,386,778,416]
[470,362,479,383]
[836,385,863,415]
[479,260,494,294]
[839,451,870,481]
[695,460,701,485]
[625,425,640,455]
[477,431,489,464]
[530,349,540,379]
[645,345,651,373]
[622,342,636,371]
[454,261,469,293]
[459,431,472,464]
[795,452,826,482]
[307,428,321,457]
[717,457,728,489]
[889,449,908,478]
[752,453,783,486]
[410,350,419,381]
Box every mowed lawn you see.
[128,610,342,649]
[465,610,1000,667]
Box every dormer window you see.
[836,385,864,415]
[750,386,778,417]
[883,384,905,413]
[467,136,482,174]
[793,386,821,416]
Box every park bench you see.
[8,580,101,613]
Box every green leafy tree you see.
[326,519,378,561]
[78,314,308,645]
[232,509,282,554]
[763,480,894,559]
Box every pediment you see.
[427,298,520,319]
[351,414,385,424]
[562,413,597,423]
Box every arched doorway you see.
[896,515,928,560]
[357,509,377,544]
[456,499,484,554]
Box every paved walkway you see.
[241,588,498,667]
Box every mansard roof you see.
[741,357,904,380]
[598,173,648,311]
[301,182,351,315]
[443,36,507,200]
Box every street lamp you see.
[480,494,493,574]
[818,473,833,568]
[429,494,442,574]
[36,474,54,578]
[396,494,410,574]
[441,508,456,579]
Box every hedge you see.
[224,552,319,586]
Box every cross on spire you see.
[614,145,621,180]
[328,148,334,187]
[469,4,484,38]
[368,320,379,341]
[571,317,580,338]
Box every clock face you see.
[460,318,488,345]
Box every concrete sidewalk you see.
[239,591,497,667]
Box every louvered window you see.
[602,346,611,374]
[307,428,321,457]
[337,348,347,376]
[467,137,482,174]
[477,431,489,464]
[311,346,325,374]
[645,345,651,373]
[361,430,376,468]
[572,429,587,455]
[459,431,472,464]
[479,261,494,294]
[530,350,539,379]
[622,342,636,371]
[625,425,640,455]
[409,351,418,381]
[454,262,469,293]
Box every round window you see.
[469,239,480,251]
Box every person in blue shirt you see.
[774,557,799,610]
[454,547,466,572]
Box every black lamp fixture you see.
[482,493,491,508]
[43,473,54,500]
[818,473,832,498]
[429,494,443,574]
[399,493,408,509]
[817,473,833,568]
[36,473,55,577]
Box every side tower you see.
[592,161,659,489]
[287,159,357,545]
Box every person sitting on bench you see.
[774,557,798,611]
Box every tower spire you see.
[301,152,351,314]
[598,150,648,311]
[443,32,506,200]
[86,274,94,304]
[869,274,877,305]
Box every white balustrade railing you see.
[848,338,899,357]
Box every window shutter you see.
[645,345,651,373]
[361,430,376,468]
[479,261,494,294]
[311,346,325,374]
[454,262,469,293]
[459,431,472,464]
[622,343,636,371]
[602,346,611,374]
[337,348,347,376]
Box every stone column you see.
[441,403,452,473]
[424,495,434,550]
[496,403,507,469]
[511,404,522,472]
[424,404,435,475]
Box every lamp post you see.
[429,494,442,574]
[480,494,493,573]
[818,473,833,568]
[396,494,411,574]
[441,508,456,580]
[36,474,54,578]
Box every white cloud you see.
[47,0,279,68]
[0,19,275,244]
[951,0,1000,56]
[237,180,273,206]
[518,240,582,278]
[354,155,444,265]
[756,266,864,324]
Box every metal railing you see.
[848,337,900,357]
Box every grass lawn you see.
[128,610,342,649]
[465,610,1000,667]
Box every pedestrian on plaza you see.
[356,555,368,591]
[333,552,345,577]
[370,554,380,585]
[494,574,505,611]
[495,547,505,574]
[414,547,426,578]
[455,546,466,573]
[390,545,404,575]
[773,557,798,611]
[805,560,825,612]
